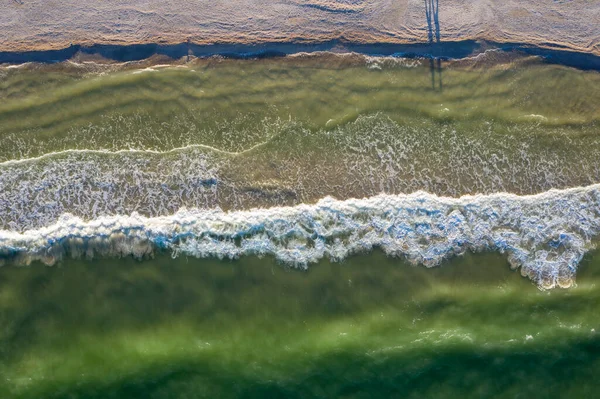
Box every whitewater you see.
[2,184,600,289]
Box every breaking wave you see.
[2,186,600,290]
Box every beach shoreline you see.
[1,41,599,72]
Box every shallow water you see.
[2,55,600,225]
[1,52,600,397]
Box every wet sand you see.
[1,0,599,56]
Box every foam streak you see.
[2,186,600,289]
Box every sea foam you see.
[4,114,600,232]
[2,186,600,289]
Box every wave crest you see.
[3,186,600,289]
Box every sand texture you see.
[0,0,599,55]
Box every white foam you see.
[2,186,600,289]
[3,62,32,69]
[3,114,600,233]
[525,114,548,121]
[132,67,157,74]
[0,141,269,167]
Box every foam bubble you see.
[2,186,600,289]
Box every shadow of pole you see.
[425,0,442,91]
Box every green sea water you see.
[2,53,600,398]
[2,55,599,162]
[1,251,600,398]
[2,55,600,230]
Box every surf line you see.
[0,141,273,167]
[2,184,600,289]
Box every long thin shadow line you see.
[425,0,442,91]
[425,0,434,44]
[425,0,435,90]
[434,0,442,90]
[434,0,441,43]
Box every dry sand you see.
[1,0,599,55]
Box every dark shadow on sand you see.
[425,0,443,90]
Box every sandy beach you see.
[1,0,599,56]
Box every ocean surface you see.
[1,52,600,397]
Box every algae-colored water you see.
[2,55,600,231]
[2,53,600,398]
[1,251,600,398]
